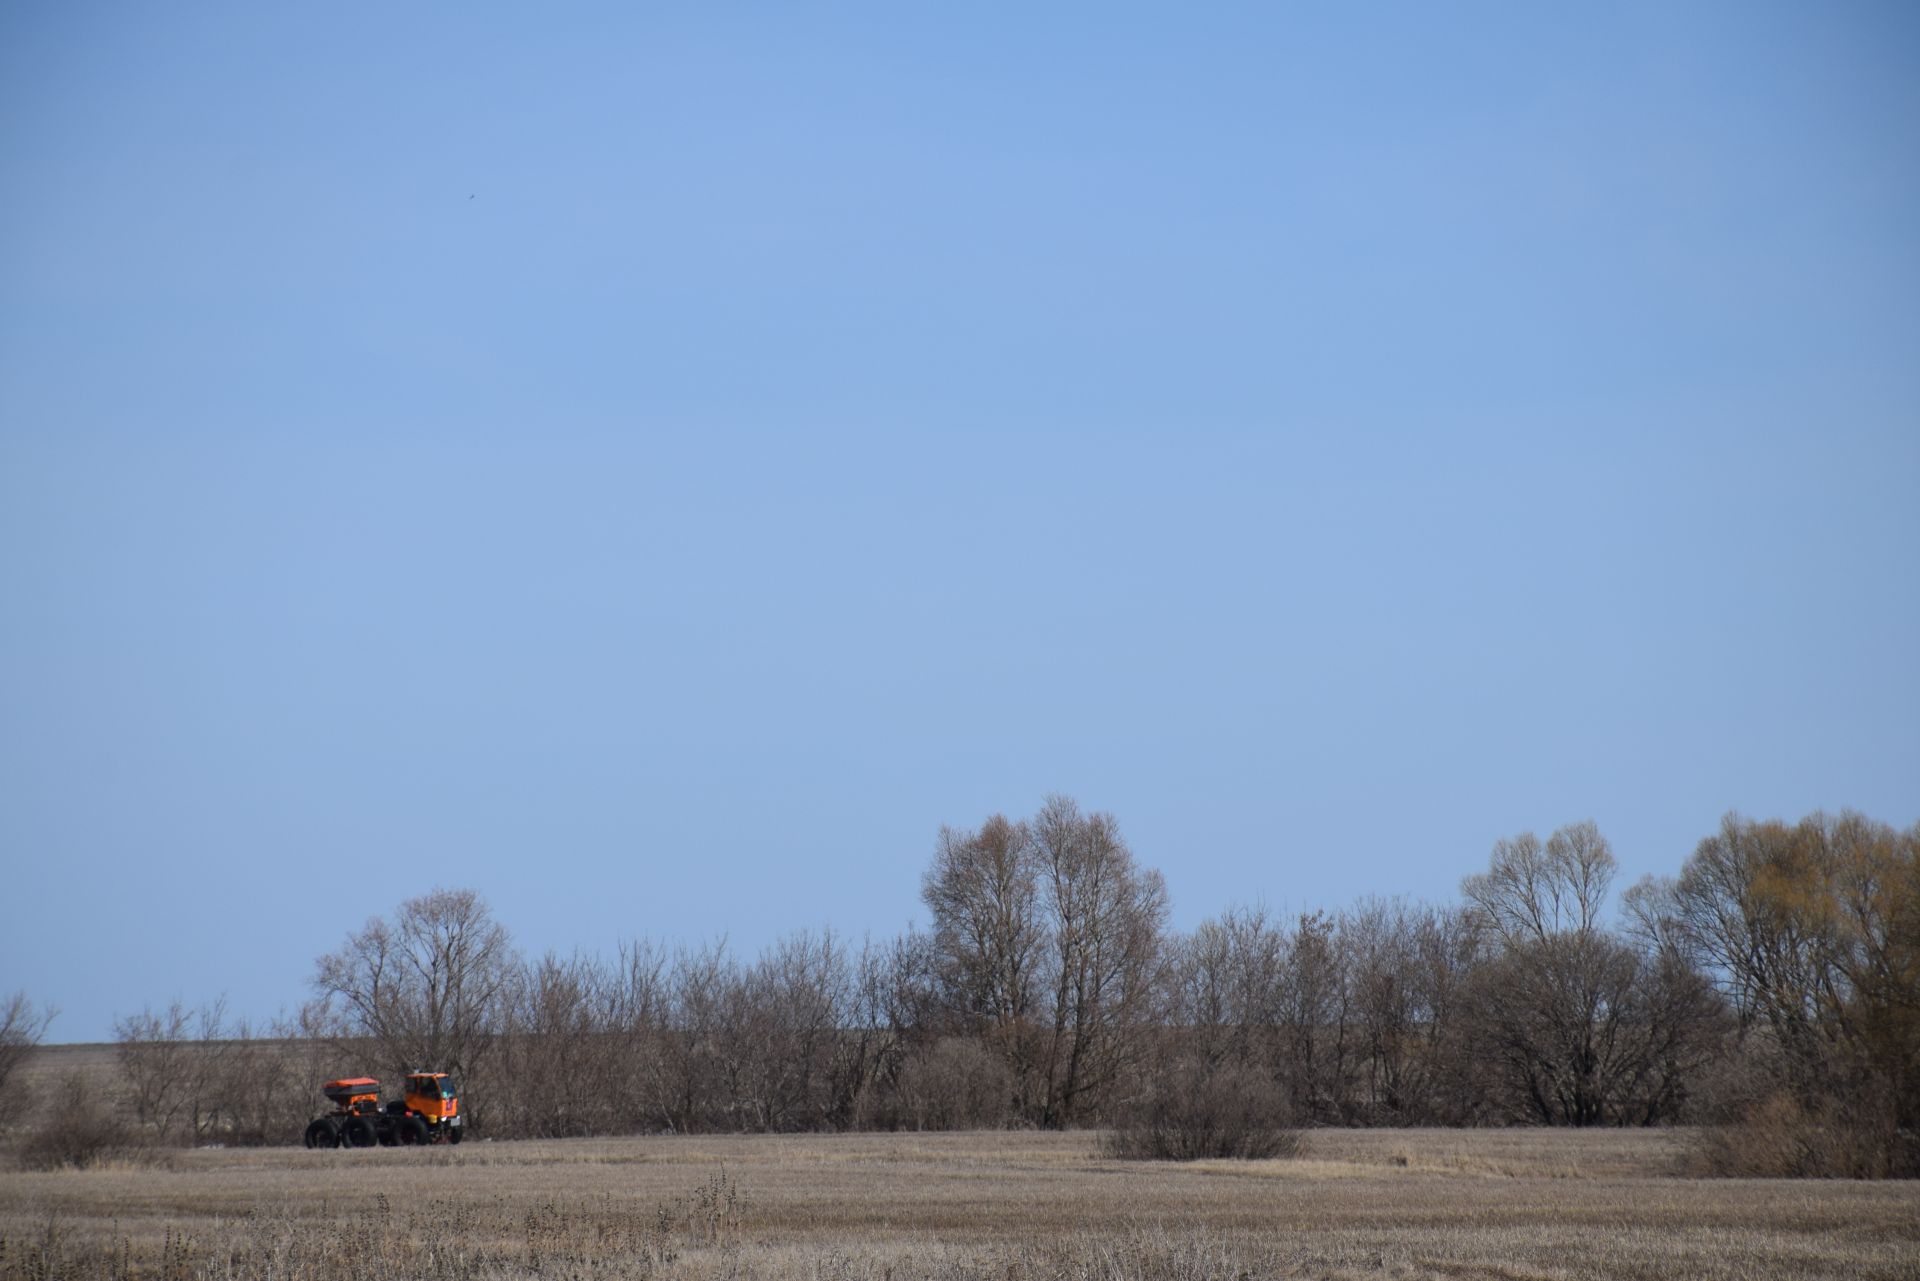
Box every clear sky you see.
[3,3,1916,1041]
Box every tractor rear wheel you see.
[304,1118,340,1149]
[397,1116,428,1146]
[343,1116,378,1148]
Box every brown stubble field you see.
[3,1129,1917,1280]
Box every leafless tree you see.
[496,951,614,1137]
[828,935,911,1128]
[0,991,56,1130]
[1346,899,1481,1123]
[1031,795,1170,1126]
[1646,811,1919,1172]
[892,1036,1012,1130]
[1273,909,1353,1122]
[598,939,671,1131]
[923,815,1045,1029]
[729,929,851,1131]
[1168,919,1236,1071]
[1402,902,1486,1123]
[1653,812,1916,1082]
[1169,906,1285,1076]
[209,1012,314,1145]
[311,888,516,1092]
[1463,821,1614,946]
[651,939,738,1132]
[115,1000,195,1140]
[1461,822,1722,1126]
[918,798,1172,1127]
[921,813,1047,1116]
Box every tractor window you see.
[439,1078,457,1098]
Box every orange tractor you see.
[304,1073,464,1148]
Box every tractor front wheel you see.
[304,1118,340,1150]
[447,1123,463,1145]
[343,1116,378,1148]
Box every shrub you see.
[1693,1089,1918,1179]
[14,1074,137,1171]
[1105,1059,1301,1161]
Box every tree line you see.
[4,800,1914,1175]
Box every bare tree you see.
[1273,909,1353,1122]
[922,813,1046,1116]
[1463,821,1614,947]
[1461,824,1623,1125]
[892,1036,1012,1130]
[729,929,850,1131]
[858,927,945,1126]
[1347,899,1458,1123]
[828,934,910,1128]
[0,992,56,1130]
[599,939,671,1132]
[1648,811,1919,1172]
[918,798,1172,1127]
[495,951,615,1137]
[1170,906,1285,1076]
[1169,919,1237,1072]
[116,1000,195,1140]
[923,815,1045,1030]
[1031,795,1170,1127]
[1403,902,1485,1124]
[210,1011,314,1145]
[652,939,738,1132]
[1342,900,1488,1124]
[1654,812,1917,1086]
[311,888,516,1092]
[921,814,1047,1114]
[1461,822,1720,1126]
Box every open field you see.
[3,1129,1917,1280]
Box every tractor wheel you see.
[343,1116,378,1149]
[447,1124,463,1145]
[304,1118,340,1150]
[397,1116,428,1146]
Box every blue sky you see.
[3,3,1916,1041]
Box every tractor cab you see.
[403,1072,459,1124]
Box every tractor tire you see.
[397,1116,429,1146]
[304,1118,340,1150]
[342,1116,379,1149]
[447,1124,463,1145]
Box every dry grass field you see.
[3,1128,1917,1280]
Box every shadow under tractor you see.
[304,1073,464,1148]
